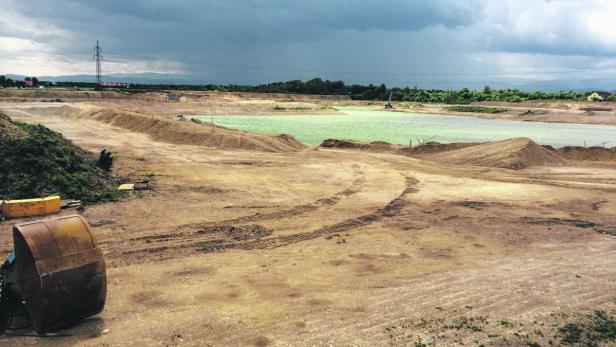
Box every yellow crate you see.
[1,195,61,218]
[117,183,135,191]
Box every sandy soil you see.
[1,96,616,346]
[3,88,616,125]
[380,100,616,126]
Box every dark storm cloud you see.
[77,0,480,31]
[2,0,616,89]
[7,0,481,51]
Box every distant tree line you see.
[127,78,614,103]
[2,75,614,102]
[0,75,40,88]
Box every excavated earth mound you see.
[321,138,480,156]
[426,137,566,169]
[0,111,26,138]
[321,139,397,153]
[397,141,480,155]
[551,146,616,161]
[79,108,306,152]
[0,111,119,202]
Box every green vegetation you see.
[0,75,39,88]
[449,105,509,113]
[106,78,605,103]
[558,310,616,345]
[383,310,616,346]
[3,74,614,103]
[446,316,489,332]
[0,112,122,203]
[413,337,430,347]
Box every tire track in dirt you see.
[265,240,616,346]
[113,176,418,264]
[211,241,616,346]
[154,165,366,230]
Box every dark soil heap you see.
[0,112,120,203]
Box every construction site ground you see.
[1,95,615,346]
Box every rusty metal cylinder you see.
[12,214,106,333]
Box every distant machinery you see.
[384,92,393,109]
[167,93,187,102]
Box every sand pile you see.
[321,138,479,156]
[80,108,306,152]
[321,139,394,152]
[552,146,616,161]
[397,141,479,156]
[17,105,82,118]
[321,137,568,169]
[0,111,26,138]
[321,139,361,149]
[427,137,566,169]
[0,89,131,100]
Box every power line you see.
[93,40,103,85]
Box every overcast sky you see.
[1,0,616,90]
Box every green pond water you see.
[195,106,616,148]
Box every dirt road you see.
[1,99,615,346]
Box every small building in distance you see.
[100,82,131,88]
[167,93,187,102]
[587,91,612,101]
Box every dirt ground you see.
[383,100,616,126]
[1,95,616,346]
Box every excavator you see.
[0,215,106,334]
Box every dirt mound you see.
[321,139,394,152]
[0,89,132,100]
[0,112,119,202]
[397,141,480,156]
[79,108,306,152]
[321,138,362,149]
[0,111,26,138]
[552,146,616,161]
[275,133,306,149]
[16,105,82,118]
[321,138,480,157]
[426,137,566,169]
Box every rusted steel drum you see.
[12,215,106,333]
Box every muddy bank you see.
[549,146,616,161]
[322,137,616,169]
[3,104,306,152]
[82,108,306,152]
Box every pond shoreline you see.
[194,106,616,148]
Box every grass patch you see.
[0,113,122,204]
[446,316,488,332]
[449,105,509,114]
[316,102,335,110]
[558,310,616,345]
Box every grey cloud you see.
[9,0,482,49]
[2,0,616,90]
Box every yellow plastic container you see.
[117,183,135,191]
[1,195,61,218]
